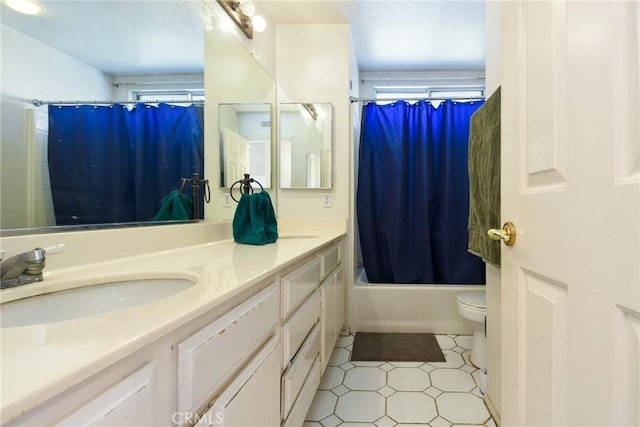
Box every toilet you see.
[456,291,487,370]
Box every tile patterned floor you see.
[304,335,496,427]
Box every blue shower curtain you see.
[357,100,486,284]
[48,103,203,225]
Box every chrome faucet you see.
[0,244,65,289]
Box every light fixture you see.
[251,15,266,33]
[217,0,266,39]
[237,0,255,17]
[5,0,42,15]
[302,104,318,121]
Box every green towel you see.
[232,191,278,245]
[152,190,193,221]
[468,86,501,267]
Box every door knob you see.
[487,222,516,246]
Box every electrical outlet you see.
[322,193,332,208]
[223,193,232,207]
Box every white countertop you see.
[0,221,346,424]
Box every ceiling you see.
[0,0,485,75]
[263,1,486,72]
[0,0,207,76]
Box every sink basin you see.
[278,234,319,239]
[1,277,195,328]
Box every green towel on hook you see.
[468,86,501,267]
[233,191,278,245]
[153,190,193,221]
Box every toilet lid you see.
[457,291,486,309]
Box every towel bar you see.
[229,174,264,203]
[177,173,211,219]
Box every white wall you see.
[349,31,361,333]
[0,24,113,229]
[275,24,350,219]
[276,23,354,332]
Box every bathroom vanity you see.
[0,219,346,426]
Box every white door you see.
[501,1,639,426]
[221,128,248,187]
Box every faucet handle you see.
[23,248,47,275]
[43,244,66,255]
[22,244,65,275]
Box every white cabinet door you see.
[282,290,321,369]
[282,357,321,427]
[281,324,320,420]
[177,283,279,414]
[334,265,345,338]
[281,257,321,320]
[320,274,337,372]
[197,335,281,427]
[55,364,155,427]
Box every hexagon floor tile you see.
[387,367,431,391]
[335,391,386,422]
[306,390,337,421]
[318,366,345,390]
[430,368,476,392]
[343,366,386,390]
[387,391,438,424]
[305,334,496,427]
[436,393,490,425]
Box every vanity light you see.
[238,0,255,18]
[217,0,266,39]
[251,15,267,33]
[302,104,318,121]
[5,0,42,15]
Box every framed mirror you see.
[219,104,272,189]
[279,103,333,189]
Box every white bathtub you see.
[351,267,485,335]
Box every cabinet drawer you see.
[196,335,281,427]
[281,323,320,419]
[282,290,320,369]
[320,244,340,280]
[282,356,321,427]
[177,283,279,414]
[281,257,321,320]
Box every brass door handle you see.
[487,222,516,246]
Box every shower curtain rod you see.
[350,96,485,104]
[32,99,205,107]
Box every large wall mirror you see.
[0,1,206,233]
[219,104,272,189]
[0,1,275,232]
[279,103,333,189]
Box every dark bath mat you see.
[350,332,446,362]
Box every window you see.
[133,89,204,104]
[375,86,484,104]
